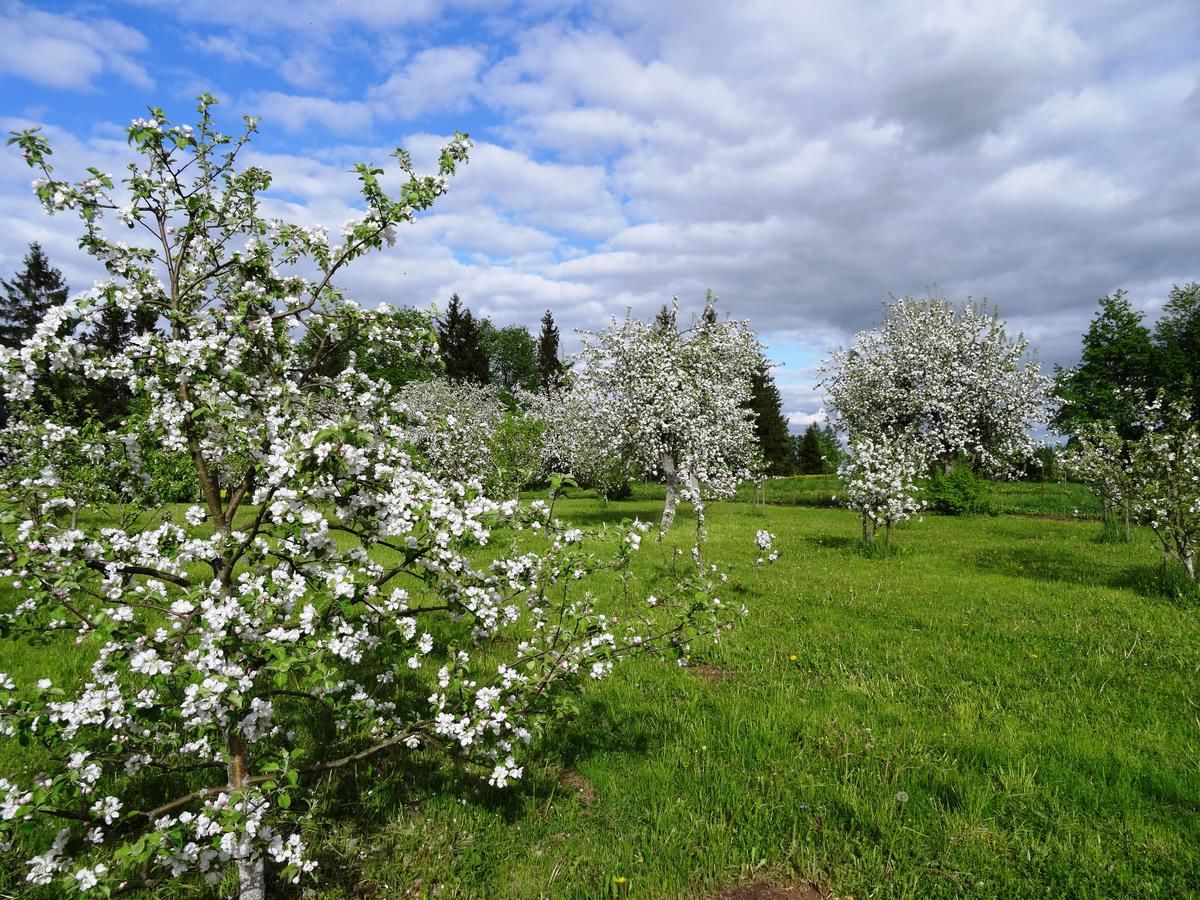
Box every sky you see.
[1,0,1198,429]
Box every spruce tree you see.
[87,305,158,354]
[82,306,161,423]
[653,303,676,333]
[796,423,825,474]
[0,242,69,348]
[437,293,490,384]
[748,361,793,475]
[535,309,564,395]
[0,243,73,425]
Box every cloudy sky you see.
[1,0,1197,428]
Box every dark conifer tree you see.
[437,293,490,384]
[795,423,825,474]
[0,242,69,348]
[0,243,73,424]
[535,309,564,395]
[748,361,793,475]
[82,306,160,423]
[653,303,676,333]
[87,305,158,355]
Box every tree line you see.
[3,244,828,477]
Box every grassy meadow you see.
[2,482,1198,897]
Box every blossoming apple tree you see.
[540,298,762,535]
[1059,418,1138,541]
[821,297,1049,475]
[1128,400,1200,581]
[837,431,926,550]
[0,98,739,897]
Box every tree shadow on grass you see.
[307,690,655,824]
[1109,563,1200,606]
[294,693,662,896]
[801,535,862,552]
[974,547,1198,604]
[973,546,1122,588]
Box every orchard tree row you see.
[1053,290,1200,576]
[1,92,1192,898]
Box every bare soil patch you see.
[712,880,832,900]
[689,663,732,684]
[558,769,596,805]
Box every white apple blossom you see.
[838,431,926,549]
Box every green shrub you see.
[1023,445,1061,481]
[926,460,999,516]
[600,478,633,501]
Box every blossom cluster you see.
[754,529,779,564]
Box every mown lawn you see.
[2,489,1198,898]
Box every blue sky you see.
[2,0,1199,427]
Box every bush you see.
[926,460,999,516]
[600,478,634,501]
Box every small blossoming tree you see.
[395,378,544,498]
[1060,420,1138,541]
[541,297,762,534]
[837,431,925,550]
[0,99,739,897]
[1129,400,1200,581]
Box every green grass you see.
[2,486,1198,898]
[730,474,1103,520]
